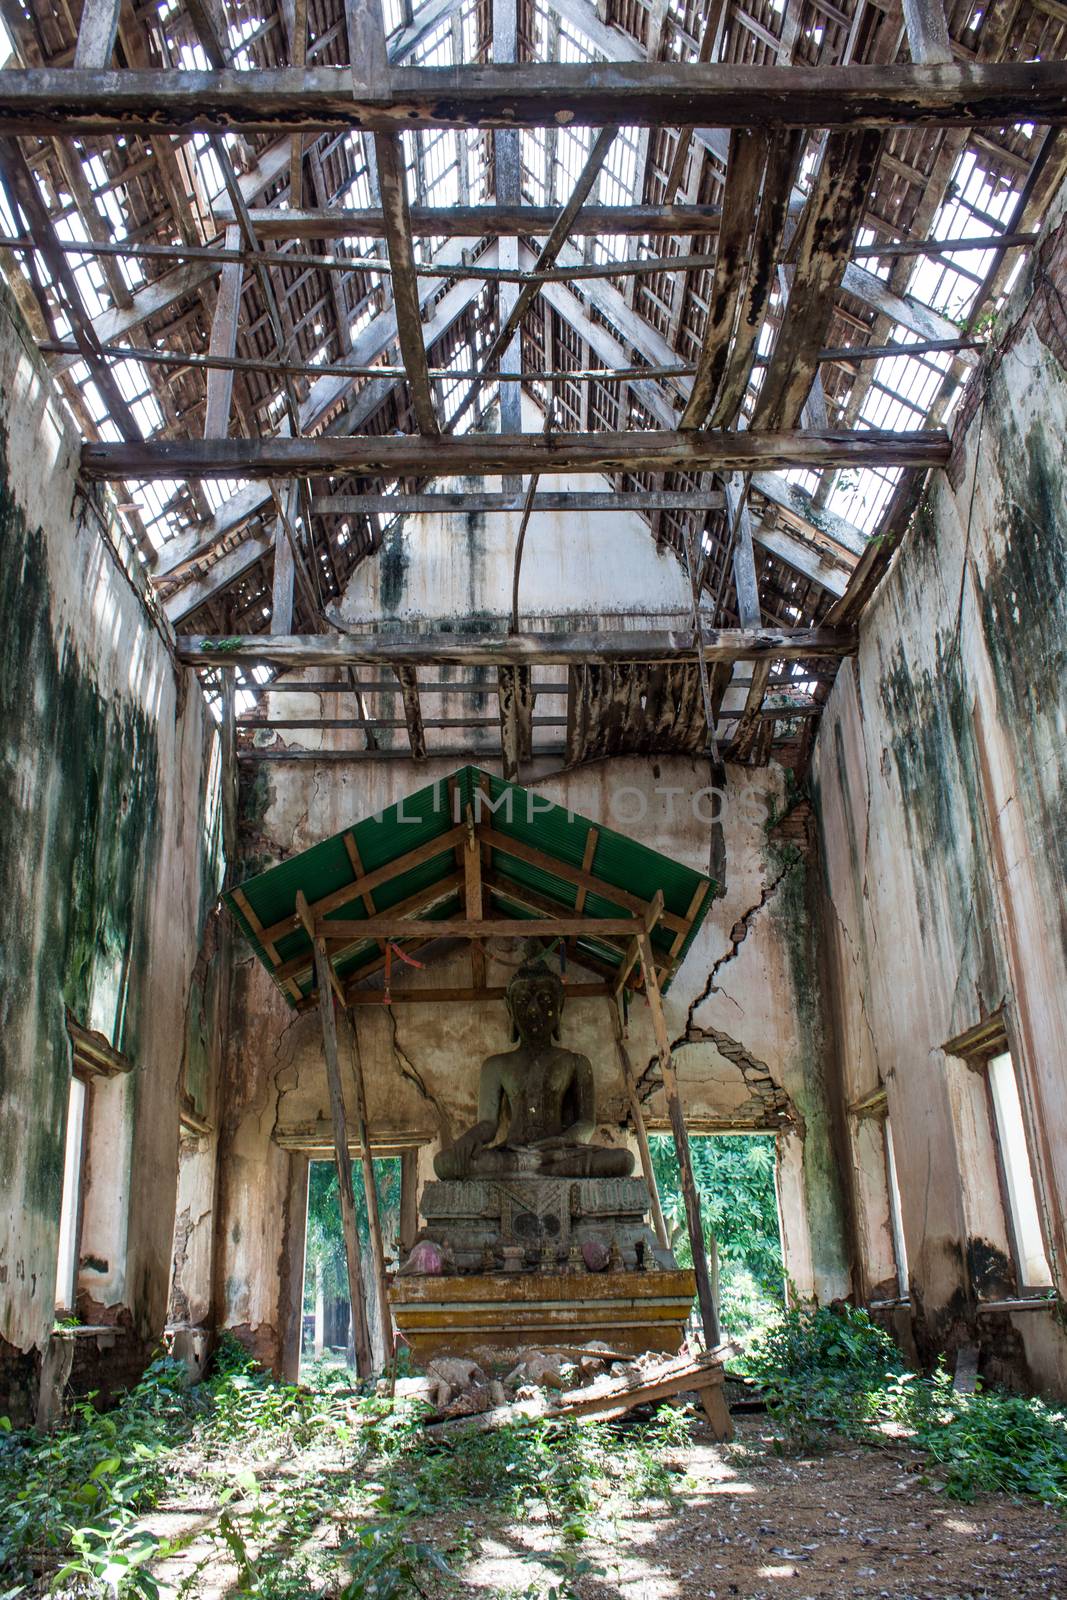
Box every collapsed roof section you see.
[0,0,1063,770]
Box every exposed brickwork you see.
[0,1336,41,1429]
[67,1328,153,1412]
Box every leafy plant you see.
[740,1303,1067,1505]
[742,1302,905,1447]
[911,1369,1067,1505]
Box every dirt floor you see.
[143,1413,1065,1598]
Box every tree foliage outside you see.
[303,1158,401,1312]
[649,1132,784,1338]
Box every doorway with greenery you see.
[301,1156,401,1376]
[649,1132,784,1340]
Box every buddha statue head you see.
[506,942,564,1048]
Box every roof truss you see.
[1,0,1062,772]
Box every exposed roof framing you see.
[1,0,1064,772]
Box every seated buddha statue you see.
[434,946,634,1181]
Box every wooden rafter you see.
[178,626,856,673]
[82,428,950,481]
[6,62,1066,137]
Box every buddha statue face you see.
[507,961,564,1047]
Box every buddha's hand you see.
[445,1124,489,1177]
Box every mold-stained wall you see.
[219,450,852,1369]
[0,279,223,1417]
[811,196,1067,1396]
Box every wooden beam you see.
[72,0,123,67]
[5,62,1066,137]
[0,141,142,442]
[270,486,297,634]
[635,930,720,1346]
[452,124,618,432]
[394,665,426,760]
[497,664,533,783]
[478,827,681,938]
[680,128,770,431]
[463,803,486,989]
[902,0,953,64]
[343,1008,393,1360]
[707,131,802,429]
[399,1147,419,1254]
[262,824,467,948]
[274,874,462,986]
[315,914,662,940]
[215,202,781,239]
[347,981,613,1002]
[301,895,374,1377]
[83,428,950,481]
[610,1000,669,1250]
[220,665,237,871]
[727,658,772,759]
[374,132,439,436]
[316,489,727,515]
[203,225,242,439]
[726,476,762,627]
[155,245,487,583]
[533,268,874,580]
[753,129,884,431]
[177,625,857,673]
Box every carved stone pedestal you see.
[417,1175,673,1273]
[391,1175,692,1363]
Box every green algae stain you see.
[379,519,409,614]
[0,420,162,1224]
[766,838,851,1293]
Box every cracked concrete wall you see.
[0,278,223,1413]
[811,193,1067,1397]
[219,754,851,1370]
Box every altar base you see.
[388,1268,696,1363]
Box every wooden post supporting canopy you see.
[635,929,721,1347]
[344,1007,394,1361]
[298,890,374,1377]
[610,999,669,1251]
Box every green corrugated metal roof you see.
[224,766,716,1007]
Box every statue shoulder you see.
[480,1048,516,1075]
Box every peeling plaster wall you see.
[0,279,223,1414]
[811,198,1067,1396]
[220,755,851,1370]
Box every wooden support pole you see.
[220,665,237,878]
[345,1007,394,1360]
[636,929,720,1347]
[299,892,374,1377]
[399,1148,419,1255]
[463,803,486,989]
[610,1000,669,1250]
